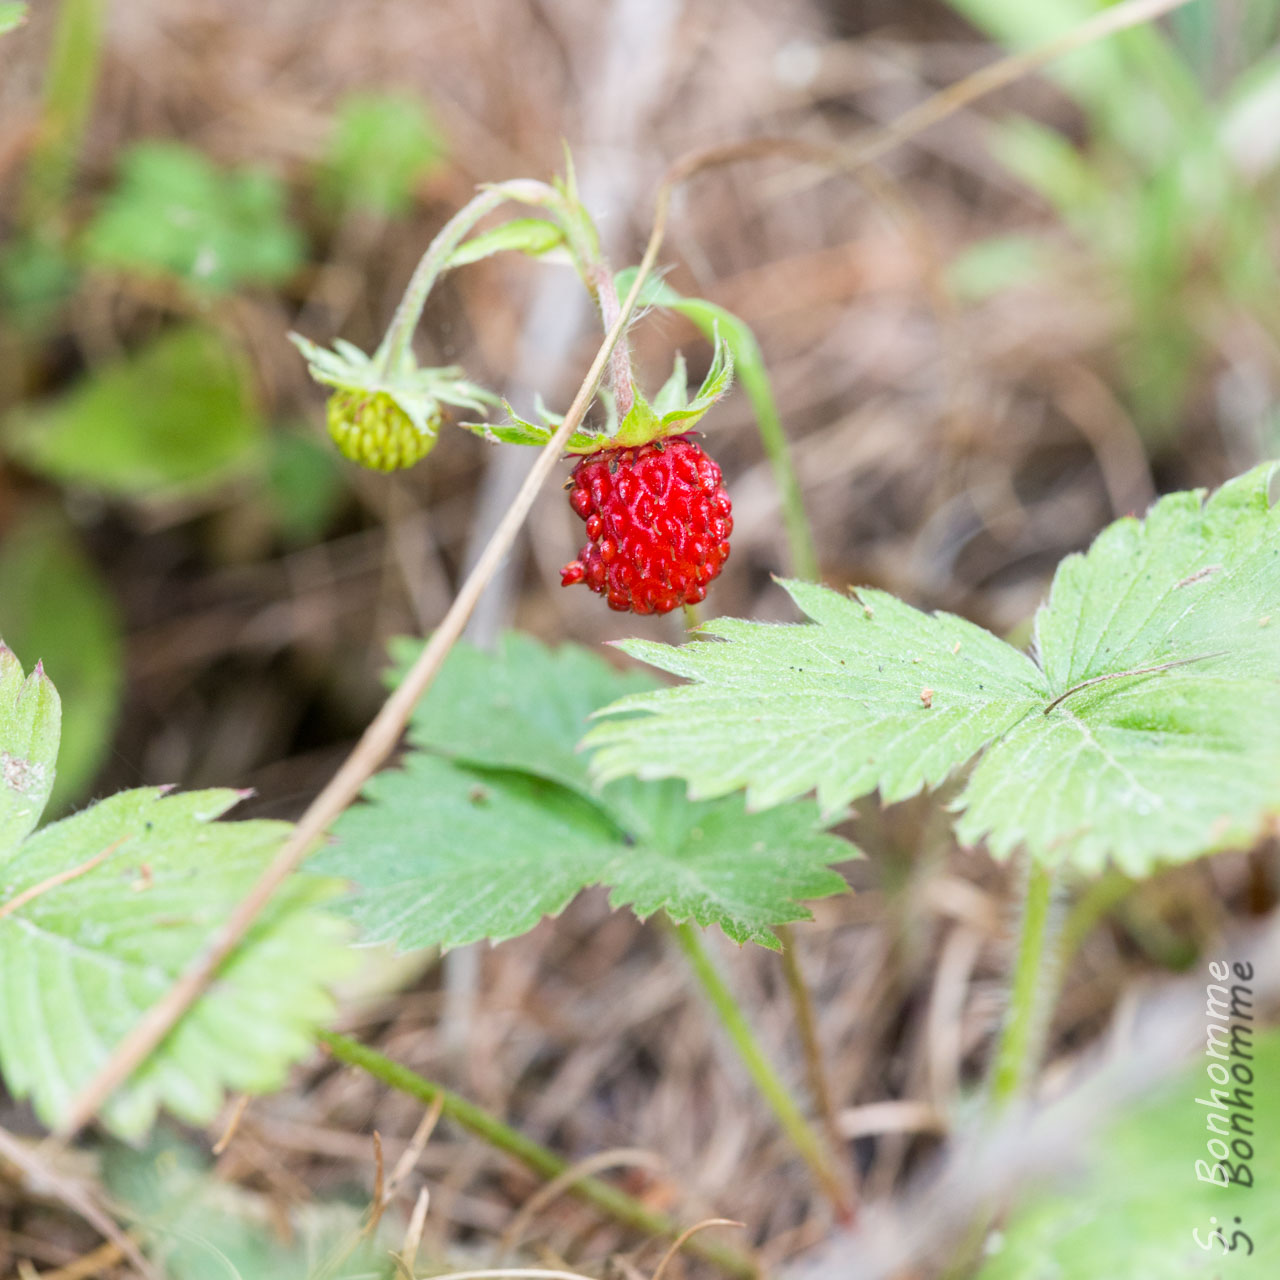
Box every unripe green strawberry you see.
[326,389,439,472]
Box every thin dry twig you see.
[650,1220,746,1280]
[497,1147,666,1263]
[211,1093,250,1156]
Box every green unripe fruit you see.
[326,389,438,471]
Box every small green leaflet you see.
[316,91,445,220]
[447,217,567,268]
[587,464,1280,877]
[0,650,352,1139]
[82,141,304,295]
[315,634,855,950]
[980,1028,1279,1279]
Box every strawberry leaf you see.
[0,652,352,1139]
[316,636,854,949]
[587,464,1280,877]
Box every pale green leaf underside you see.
[588,465,1280,876]
[317,636,854,949]
[0,787,351,1139]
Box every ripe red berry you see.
[560,435,733,615]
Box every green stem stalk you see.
[735,351,819,581]
[318,1031,758,1279]
[22,0,105,233]
[376,180,558,374]
[989,859,1059,1108]
[668,921,854,1220]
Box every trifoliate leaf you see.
[587,465,1280,877]
[82,141,304,294]
[315,635,854,950]
[0,644,59,848]
[0,509,123,811]
[979,1028,1279,1280]
[0,777,352,1139]
[317,92,445,219]
[3,326,263,499]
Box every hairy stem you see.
[319,1032,758,1279]
[377,180,558,374]
[989,859,1060,1108]
[669,921,854,1220]
[589,264,635,418]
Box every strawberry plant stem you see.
[21,0,104,233]
[668,920,854,1221]
[989,859,1060,1107]
[318,1031,759,1279]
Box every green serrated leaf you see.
[957,462,1280,874]
[447,216,566,268]
[0,508,123,810]
[588,579,1044,814]
[588,465,1280,877]
[3,325,264,499]
[316,635,855,950]
[82,141,304,294]
[0,646,60,849]
[0,785,352,1138]
[980,1027,1279,1279]
[459,399,603,453]
[318,92,445,219]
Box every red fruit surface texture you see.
[560,436,733,615]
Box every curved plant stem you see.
[319,1032,759,1280]
[376,181,555,374]
[989,859,1060,1109]
[733,344,818,582]
[669,921,854,1221]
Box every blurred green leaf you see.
[82,141,304,294]
[0,234,78,330]
[946,234,1058,302]
[263,428,345,544]
[0,508,122,810]
[105,1134,396,1280]
[979,1027,1280,1278]
[0,4,27,35]
[317,92,445,218]
[4,325,264,499]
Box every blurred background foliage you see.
[1,0,1278,1275]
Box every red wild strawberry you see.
[560,435,733,615]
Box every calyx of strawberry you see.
[461,327,734,455]
[290,329,498,472]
